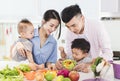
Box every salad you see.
[0,65,23,81]
[0,64,31,81]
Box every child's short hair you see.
[17,19,33,34]
[71,38,90,53]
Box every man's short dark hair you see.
[71,38,90,53]
[61,4,82,23]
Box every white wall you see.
[101,20,120,51]
[0,0,40,21]
[39,0,100,20]
[0,0,100,20]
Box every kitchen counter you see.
[0,61,119,81]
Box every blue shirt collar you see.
[34,28,39,37]
[34,28,56,44]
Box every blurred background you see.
[0,0,120,60]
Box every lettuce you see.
[17,64,31,72]
[0,65,24,81]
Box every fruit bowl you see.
[62,59,76,70]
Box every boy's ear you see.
[81,15,85,22]
[20,32,25,36]
[20,32,23,35]
[84,53,88,57]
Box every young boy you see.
[59,38,92,72]
[10,19,44,70]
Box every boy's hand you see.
[59,47,66,58]
[59,47,64,52]
[73,63,89,73]
[16,42,26,57]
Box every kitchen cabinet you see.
[101,0,120,18]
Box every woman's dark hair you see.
[71,38,90,53]
[61,4,82,23]
[43,10,61,39]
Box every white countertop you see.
[0,61,119,81]
[80,64,120,81]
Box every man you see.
[56,4,113,69]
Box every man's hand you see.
[55,59,64,70]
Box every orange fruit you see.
[35,72,44,81]
[24,71,36,80]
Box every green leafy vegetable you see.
[0,65,23,81]
[91,57,103,77]
[17,64,31,72]
[94,57,103,66]
[91,64,96,72]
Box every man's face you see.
[65,15,84,34]
[72,48,87,62]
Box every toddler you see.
[10,19,44,70]
[59,38,92,72]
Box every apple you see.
[45,71,56,81]
[55,75,64,81]
[63,77,71,81]
[68,71,80,81]
[62,59,76,70]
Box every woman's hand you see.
[47,63,56,70]
[38,64,45,69]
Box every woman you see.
[19,9,61,70]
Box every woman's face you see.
[43,19,59,35]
